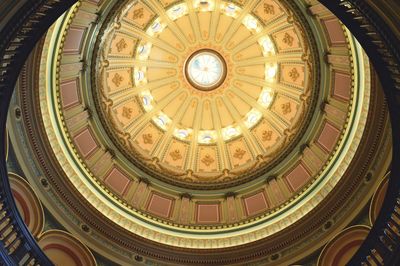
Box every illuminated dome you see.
[6,0,392,265]
[94,0,318,189]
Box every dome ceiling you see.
[95,0,316,188]
[7,0,392,264]
[33,0,369,247]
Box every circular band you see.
[184,49,227,91]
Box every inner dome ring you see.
[89,0,325,190]
[184,49,227,91]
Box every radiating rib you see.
[125,88,185,133]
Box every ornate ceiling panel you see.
[29,0,369,248]
[95,0,316,188]
[6,0,392,264]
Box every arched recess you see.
[38,230,96,266]
[9,173,45,238]
[318,225,371,266]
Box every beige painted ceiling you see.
[96,0,314,186]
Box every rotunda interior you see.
[2,0,398,265]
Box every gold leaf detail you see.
[233,148,246,160]
[262,130,273,141]
[132,8,144,20]
[281,102,291,115]
[116,38,128,52]
[283,33,294,47]
[263,4,275,14]
[112,73,124,87]
[142,133,153,144]
[170,150,182,161]
[201,154,215,166]
[289,68,300,82]
[122,107,133,119]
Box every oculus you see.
[185,49,227,91]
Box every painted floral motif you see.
[289,68,300,82]
[132,8,144,20]
[263,4,275,14]
[122,107,133,119]
[233,148,246,159]
[112,73,124,87]
[281,102,292,115]
[142,133,153,144]
[116,38,128,52]
[201,154,215,166]
[170,150,182,161]
[262,130,273,141]
[283,33,294,46]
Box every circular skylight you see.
[185,49,226,91]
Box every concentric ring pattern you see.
[95,0,316,187]
[28,0,371,251]
[185,49,227,90]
